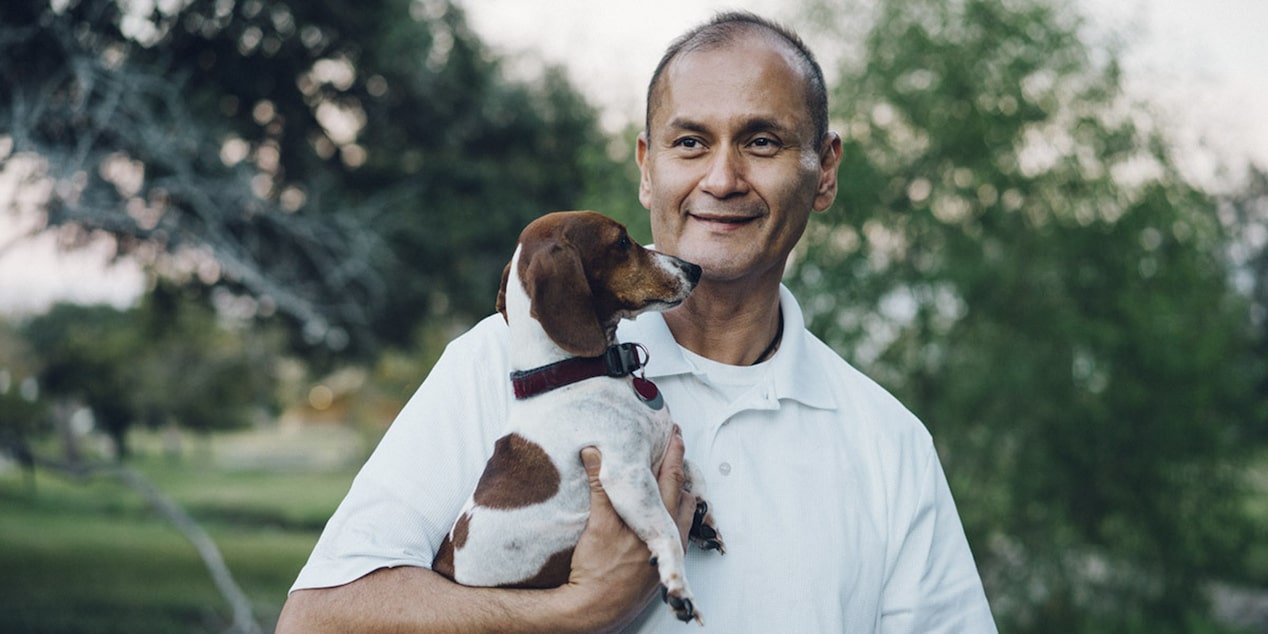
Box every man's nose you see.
[699,147,749,198]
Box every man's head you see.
[636,12,841,286]
[645,12,830,149]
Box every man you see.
[279,11,996,632]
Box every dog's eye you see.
[616,235,633,251]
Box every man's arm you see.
[276,431,697,633]
[880,449,996,634]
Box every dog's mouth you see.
[614,296,686,321]
[644,296,687,311]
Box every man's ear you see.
[813,131,843,213]
[636,131,653,210]
[523,243,607,357]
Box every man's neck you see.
[663,277,784,367]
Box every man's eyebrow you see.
[737,117,789,137]
[665,118,708,134]
[664,116,792,137]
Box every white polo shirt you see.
[292,286,997,633]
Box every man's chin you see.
[682,254,750,284]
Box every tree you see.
[21,291,281,460]
[0,318,47,484]
[22,304,141,459]
[131,281,284,439]
[1220,166,1268,438]
[1,0,612,358]
[794,0,1265,630]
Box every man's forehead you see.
[665,30,802,82]
[649,37,811,135]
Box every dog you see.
[432,211,724,624]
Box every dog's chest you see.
[512,377,675,459]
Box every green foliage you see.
[1220,166,1268,436]
[23,304,145,457]
[19,289,282,458]
[0,0,614,357]
[794,0,1267,630]
[576,122,654,245]
[0,319,48,472]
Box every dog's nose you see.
[679,260,702,285]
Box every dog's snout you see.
[654,252,701,289]
[680,260,702,285]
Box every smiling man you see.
[635,18,840,367]
[279,11,996,633]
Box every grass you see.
[0,428,362,633]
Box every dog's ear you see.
[522,243,607,357]
[496,259,512,323]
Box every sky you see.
[1,0,1265,316]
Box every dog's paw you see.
[689,500,726,555]
[661,584,702,625]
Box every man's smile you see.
[688,211,761,229]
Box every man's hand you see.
[562,426,698,631]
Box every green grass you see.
[0,436,359,633]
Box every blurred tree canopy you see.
[18,284,282,459]
[0,0,625,358]
[794,0,1267,631]
[0,320,46,475]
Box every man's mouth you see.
[690,212,759,226]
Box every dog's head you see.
[497,211,701,357]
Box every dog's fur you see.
[431,211,724,624]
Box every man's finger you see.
[655,425,697,551]
[582,445,603,481]
[581,446,615,516]
[657,425,688,506]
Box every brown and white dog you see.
[432,211,724,624]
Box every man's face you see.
[637,34,840,285]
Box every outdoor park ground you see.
[0,424,365,633]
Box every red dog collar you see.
[511,343,652,400]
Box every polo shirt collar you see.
[617,285,838,411]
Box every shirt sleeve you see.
[881,447,998,633]
[289,316,511,592]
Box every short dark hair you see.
[644,11,829,145]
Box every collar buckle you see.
[603,343,643,377]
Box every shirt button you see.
[718,462,732,476]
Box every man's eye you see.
[674,137,703,150]
[749,137,781,153]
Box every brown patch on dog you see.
[433,537,456,580]
[452,511,472,549]
[507,547,574,589]
[496,260,512,323]
[472,433,560,509]
[431,511,471,580]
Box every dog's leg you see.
[682,460,725,554]
[599,461,702,624]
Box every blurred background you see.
[1,0,1266,632]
